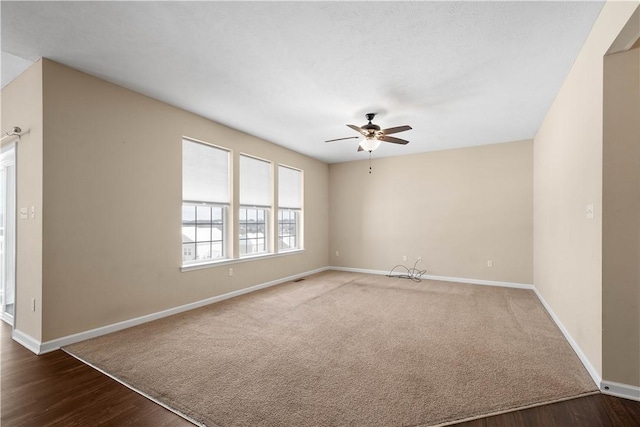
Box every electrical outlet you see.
[228,267,233,276]
[403,255,407,262]
[335,251,339,257]
[31,298,36,311]
[417,257,422,263]
[487,260,493,268]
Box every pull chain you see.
[369,151,372,174]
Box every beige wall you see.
[602,47,640,387]
[1,60,44,341]
[534,1,639,379]
[329,140,533,284]
[38,60,328,341]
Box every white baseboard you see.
[329,266,534,289]
[601,380,640,401]
[329,266,394,276]
[12,329,42,354]
[532,287,602,387]
[421,274,533,290]
[27,266,329,354]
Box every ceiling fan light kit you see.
[359,136,382,152]
[325,113,412,153]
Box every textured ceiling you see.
[1,1,604,164]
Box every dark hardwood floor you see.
[1,323,191,426]
[2,322,639,426]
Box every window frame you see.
[277,164,303,252]
[182,138,231,267]
[277,207,300,252]
[181,141,306,272]
[239,154,273,257]
[182,202,228,265]
[238,206,269,257]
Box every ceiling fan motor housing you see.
[362,113,381,135]
[362,123,380,133]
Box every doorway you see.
[1,143,16,326]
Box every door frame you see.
[1,141,17,326]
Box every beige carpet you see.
[65,271,597,426]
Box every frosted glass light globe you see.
[359,136,382,152]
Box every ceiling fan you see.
[325,113,412,152]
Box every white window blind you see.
[278,165,302,209]
[240,155,271,207]
[183,139,229,203]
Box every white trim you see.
[328,266,389,276]
[181,249,305,272]
[0,312,14,326]
[12,329,42,354]
[36,266,329,353]
[328,266,534,289]
[532,287,601,387]
[601,380,640,401]
[421,274,533,290]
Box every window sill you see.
[181,249,305,272]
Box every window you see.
[182,205,224,262]
[182,139,229,264]
[278,165,302,251]
[181,140,304,268]
[239,155,271,256]
[239,207,267,255]
[278,209,298,250]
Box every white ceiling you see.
[1,1,604,164]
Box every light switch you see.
[19,207,28,220]
[586,204,594,219]
[30,206,36,219]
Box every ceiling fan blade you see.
[347,124,367,136]
[381,125,412,135]
[325,136,360,143]
[357,145,364,152]
[379,135,409,145]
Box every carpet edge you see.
[62,348,210,427]
[62,343,603,427]
[423,390,602,427]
